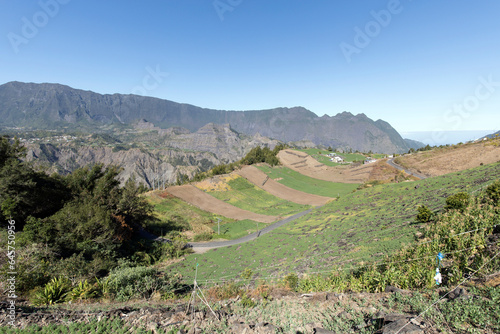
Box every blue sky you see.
[1,0,499,138]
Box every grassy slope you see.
[298,149,368,166]
[201,176,312,216]
[257,165,359,197]
[168,162,500,285]
[145,192,261,239]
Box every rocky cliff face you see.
[1,81,411,153]
[23,123,279,186]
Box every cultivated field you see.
[256,164,359,197]
[236,165,332,206]
[195,174,312,217]
[165,184,277,223]
[278,149,375,183]
[168,161,500,285]
[145,191,262,240]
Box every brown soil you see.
[395,138,500,177]
[236,165,333,206]
[165,185,277,223]
[277,149,399,183]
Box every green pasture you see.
[212,219,263,240]
[256,165,359,197]
[168,162,500,285]
[145,194,229,237]
[205,176,311,216]
[297,149,367,164]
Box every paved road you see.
[387,158,427,180]
[187,207,316,250]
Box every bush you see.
[415,205,433,223]
[445,192,470,212]
[207,282,242,300]
[283,273,299,291]
[485,180,500,204]
[107,266,180,301]
[193,232,213,242]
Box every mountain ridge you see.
[0,81,415,153]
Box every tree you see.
[0,137,69,225]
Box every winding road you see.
[138,207,317,252]
[387,158,427,180]
[186,207,316,251]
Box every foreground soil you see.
[395,138,500,177]
[0,290,451,333]
[3,277,499,334]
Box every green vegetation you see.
[205,176,311,216]
[106,266,183,301]
[144,193,261,241]
[444,191,470,212]
[193,144,288,182]
[297,148,368,165]
[0,318,166,334]
[213,219,263,240]
[170,162,500,286]
[0,137,184,303]
[415,205,433,224]
[257,165,359,197]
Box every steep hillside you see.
[0,81,411,153]
[22,123,279,186]
[169,161,500,283]
[395,136,500,177]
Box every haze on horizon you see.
[1,1,499,137]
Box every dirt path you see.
[165,185,277,223]
[277,149,372,183]
[236,165,333,206]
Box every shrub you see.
[283,273,299,291]
[193,232,213,242]
[240,293,256,308]
[415,205,433,223]
[485,180,500,204]
[32,277,71,305]
[107,266,180,301]
[207,282,242,300]
[444,192,470,212]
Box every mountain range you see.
[0,81,421,154]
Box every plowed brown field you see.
[277,149,374,183]
[165,184,277,223]
[236,165,333,206]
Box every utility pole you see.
[217,218,221,235]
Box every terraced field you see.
[298,149,367,166]
[168,162,500,286]
[197,175,312,217]
[145,191,266,241]
[257,164,359,197]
